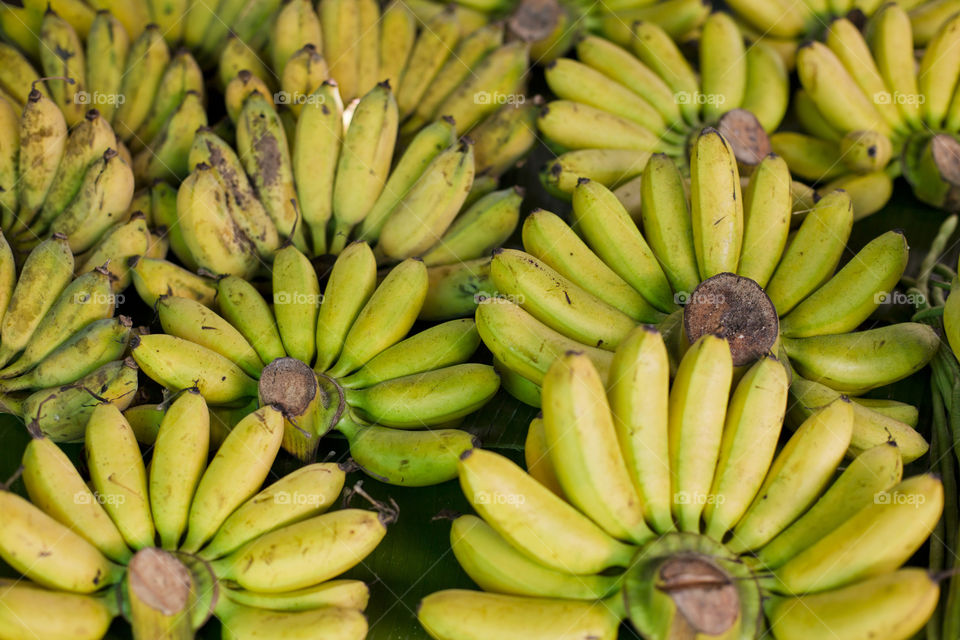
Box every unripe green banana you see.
[273,244,321,364]
[780,230,908,338]
[217,275,286,365]
[338,418,476,486]
[113,25,169,141]
[770,131,846,182]
[131,334,259,404]
[17,87,68,225]
[346,363,499,427]
[293,81,342,254]
[783,323,939,395]
[129,256,216,308]
[182,406,285,552]
[84,10,128,123]
[200,462,345,560]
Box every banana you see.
[130,333,259,403]
[699,12,746,122]
[211,508,387,592]
[450,514,622,600]
[272,245,320,364]
[0,486,123,593]
[379,1,416,93]
[49,148,135,254]
[740,41,789,132]
[689,128,744,279]
[146,0,186,43]
[0,96,17,227]
[84,11,128,124]
[148,390,209,550]
[271,0,322,76]
[795,41,891,138]
[0,235,74,368]
[181,406,285,552]
[912,0,960,46]
[320,0,360,102]
[280,44,330,119]
[355,0,380,97]
[793,88,843,142]
[639,153,699,295]
[419,589,621,640]
[541,148,649,199]
[780,230,908,337]
[217,275,286,366]
[218,34,272,89]
[537,100,663,153]
[572,178,675,312]
[396,8,460,119]
[148,180,197,271]
[378,142,475,261]
[476,296,615,386]
[772,474,943,594]
[200,462,345,559]
[542,351,652,543]
[0,232,12,324]
[766,568,939,640]
[0,268,115,378]
[129,256,217,308]
[21,427,130,563]
[524,416,559,493]
[35,109,117,234]
[458,448,636,574]
[310,243,375,371]
[757,442,903,569]
[224,70,272,124]
[217,602,368,640]
[868,4,922,131]
[728,398,853,553]
[133,90,208,183]
[765,189,853,314]
[825,17,905,135]
[703,356,789,541]
[222,0,284,56]
[113,25,169,141]
[159,296,262,378]
[236,90,301,244]
[840,129,892,174]
[338,418,476,486]
[420,257,492,321]
[86,0,147,40]
[357,117,456,243]
[0,316,130,392]
[668,334,733,532]
[134,49,204,151]
[330,82,398,252]
[769,131,846,182]
[631,20,700,127]
[346,363,499,427]
[17,86,68,225]
[783,323,939,394]
[21,358,138,442]
[0,580,115,640]
[490,249,636,350]
[737,153,792,288]
[293,81,342,254]
[39,9,86,126]
[340,318,479,388]
[852,397,918,426]
[84,403,154,550]
[223,579,369,611]
[922,13,960,129]
[0,42,46,107]
[521,209,661,322]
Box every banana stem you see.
[126,548,194,640]
[917,215,959,302]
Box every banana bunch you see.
[0,231,140,441]
[729,0,958,68]
[0,393,384,639]
[538,13,789,199]
[483,127,938,461]
[130,241,500,486]
[782,7,960,215]
[418,335,944,640]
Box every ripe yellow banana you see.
[222,579,368,612]
[740,41,789,132]
[159,296,262,378]
[0,580,115,640]
[420,257,492,321]
[272,244,321,364]
[78,214,148,292]
[396,8,460,118]
[869,4,922,131]
[737,153,792,288]
[313,242,377,371]
[133,90,208,183]
[541,148,649,199]
[631,20,700,126]
[378,1,416,93]
[689,128,744,279]
[293,81,342,254]
[320,0,360,102]
[113,25,169,141]
[699,11,746,122]
[217,275,286,365]
[270,0,322,75]
[130,256,216,308]
[537,100,663,152]
[17,86,68,225]
[133,49,204,151]
[83,10,128,123]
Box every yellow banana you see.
[129,256,216,308]
[868,4,922,131]
[396,8,460,119]
[39,9,86,126]
[222,579,368,611]
[84,10,128,124]
[420,257,492,321]
[272,245,321,364]
[280,44,329,119]
[133,49,204,151]
[689,128,744,279]
[378,1,416,93]
[737,153,792,288]
[631,20,700,126]
[113,25,169,141]
[699,11,746,122]
[218,602,368,640]
[293,81,342,254]
[0,580,115,640]
[740,41,789,132]
[17,86,68,225]
[537,100,663,152]
[314,242,377,371]
[270,0,322,75]
[320,0,360,102]
[217,275,286,365]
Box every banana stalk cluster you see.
[483,127,937,462]
[538,13,789,198]
[131,242,500,486]
[729,0,958,68]
[419,333,944,640]
[0,232,139,441]
[781,7,960,215]
[0,394,385,640]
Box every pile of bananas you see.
[538,13,788,198]
[419,333,945,639]
[778,6,960,215]
[0,232,139,440]
[130,242,500,486]
[729,0,958,67]
[0,393,385,639]
[483,127,938,461]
